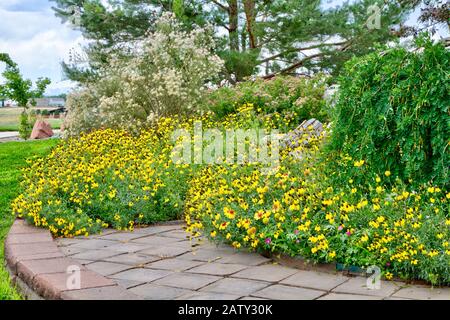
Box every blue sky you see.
[0,1,448,96]
[0,0,83,95]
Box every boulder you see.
[30,120,54,139]
[282,118,324,150]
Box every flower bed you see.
[12,120,193,237]
[11,104,449,285]
[185,136,450,285]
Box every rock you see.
[323,84,339,106]
[30,121,54,139]
[282,118,324,150]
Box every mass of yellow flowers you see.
[11,103,449,285]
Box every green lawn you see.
[0,139,59,299]
[0,107,63,132]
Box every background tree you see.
[51,0,426,83]
[399,0,449,32]
[0,53,51,138]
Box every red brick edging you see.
[4,219,139,300]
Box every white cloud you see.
[0,2,84,95]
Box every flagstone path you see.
[53,222,449,300]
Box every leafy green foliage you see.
[205,75,329,131]
[329,36,449,187]
[0,53,50,108]
[18,112,35,140]
[52,0,414,83]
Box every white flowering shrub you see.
[62,87,101,137]
[64,13,223,136]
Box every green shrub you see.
[18,111,35,140]
[205,75,329,128]
[329,37,449,188]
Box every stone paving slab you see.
[7,251,65,274]
[86,261,133,276]
[33,270,116,299]
[61,285,142,300]
[332,277,403,297]
[59,246,88,256]
[145,258,205,271]
[392,286,450,300]
[239,296,268,300]
[177,249,224,262]
[176,292,241,300]
[131,225,181,235]
[188,262,248,276]
[133,235,185,245]
[6,232,53,244]
[105,242,155,253]
[70,239,117,250]
[7,219,46,234]
[318,293,382,300]
[200,278,270,296]
[17,257,85,284]
[218,252,271,266]
[115,279,146,289]
[280,270,348,291]
[129,284,193,300]
[138,245,191,258]
[232,264,298,282]
[153,272,222,290]
[71,249,121,260]
[103,253,161,266]
[111,268,172,283]
[251,284,325,300]
[97,232,147,242]
[55,238,89,247]
[158,230,191,239]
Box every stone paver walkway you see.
[55,223,450,300]
[0,130,61,143]
[0,131,20,139]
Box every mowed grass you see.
[0,139,59,299]
[0,107,63,131]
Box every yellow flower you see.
[384,171,391,177]
[223,207,236,219]
[354,160,365,167]
[232,241,241,249]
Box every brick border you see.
[4,219,139,300]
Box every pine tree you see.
[51,0,421,83]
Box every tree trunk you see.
[243,0,256,49]
[228,0,239,51]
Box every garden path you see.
[55,223,450,300]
